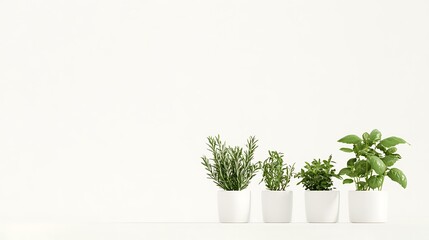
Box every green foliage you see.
[338,135,362,144]
[338,129,409,191]
[295,155,340,191]
[201,135,260,191]
[387,168,407,188]
[260,151,295,191]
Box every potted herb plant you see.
[295,155,341,223]
[338,129,408,222]
[260,151,295,223]
[201,135,260,223]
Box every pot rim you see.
[262,190,293,193]
[348,190,388,194]
[218,189,250,192]
[348,190,387,192]
[305,190,339,192]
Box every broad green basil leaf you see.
[355,141,366,151]
[354,160,371,176]
[387,168,407,188]
[376,143,387,152]
[369,129,382,142]
[363,132,370,143]
[368,155,386,174]
[382,155,399,167]
[338,135,362,144]
[380,137,407,148]
[368,175,383,189]
[387,147,397,154]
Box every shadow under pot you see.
[348,191,388,223]
[261,190,293,223]
[305,190,339,223]
[217,190,251,223]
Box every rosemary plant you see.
[201,135,260,191]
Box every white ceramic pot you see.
[348,191,388,223]
[305,191,339,223]
[217,190,251,223]
[261,190,293,223]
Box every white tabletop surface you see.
[1,221,428,240]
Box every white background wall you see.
[0,0,428,223]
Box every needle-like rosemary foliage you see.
[260,151,295,191]
[201,135,260,191]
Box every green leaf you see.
[362,132,370,143]
[355,141,367,152]
[368,156,387,174]
[380,137,407,148]
[368,175,383,189]
[354,161,371,176]
[376,143,387,152]
[338,135,362,144]
[260,150,295,191]
[340,147,354,153]
[382,155,399,167]
[369,129,382,142]
[343,179,353,184]
[387,168,407,188]
[356,181,368,190]
[387,147,397,154]
[295,156,337,191]
[339,167,351,176]
[347,158,357,167]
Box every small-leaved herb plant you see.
[338,129,408,191]
[201,135,260,191]
[260,151,295,191]
[295,155,340,191]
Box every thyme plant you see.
[260,151,295,191]
[201,135,260,191]
[338,129,408,191]
[295,155,340,191]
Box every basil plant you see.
[338,129,408,191]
